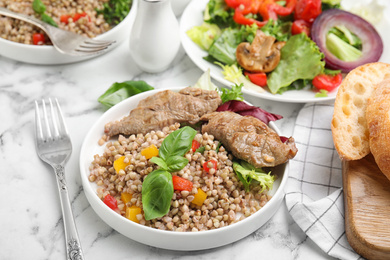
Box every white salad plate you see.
[180,0,390,103]
[0,0,137,65]
[79,87,289,251]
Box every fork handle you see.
[0,7,49,32]
[54,165,84,260]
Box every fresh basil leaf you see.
[98,80,154,108]
[158,126,197,161]
[32,0,46,14]
[195,146,205,154]
[41,13,58,27]
[149,157,168,170]
[141,169,173,220]
[166,156,189,172]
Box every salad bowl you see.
[0,0,137,65]
[79,87,289,251]
[180,0,390,103]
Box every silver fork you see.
[0,7,115,56]
[35,99,84,260]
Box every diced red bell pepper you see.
[103,194,118,210]
[32,33,45,45]
[244,71,267,87]
[203,160,218,173]
[259,0,296,21]
[312,73,342,92]
[291,19,311,36]
[172,175,193,191]
[191,140,201,152]
[294,0,322,23]
[60,14,71,24]
[73,12,91,22]
[233,10,268,28]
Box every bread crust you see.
[366,79,390,181]
[331,62,390,160]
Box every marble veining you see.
[0,39,334,260]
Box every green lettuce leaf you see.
[186,22,221,51]
[207,25,258,65]
[233,161,274,193]
[267,33,325,94]
[203,0,235,28]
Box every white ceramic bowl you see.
[79,87,289,251]
[0,0,137,65]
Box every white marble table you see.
[0,39,335,259]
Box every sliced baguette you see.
[331,62,390,161]
[366,79,390,181]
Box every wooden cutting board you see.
[343,153,390,260]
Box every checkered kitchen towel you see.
[285,102,363,260]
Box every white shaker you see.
[129,0,180,73]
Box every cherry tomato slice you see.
[312,73,342,92]
[32,33,45,45]
[294,0,322,23]
[244,71,267,87]
[172,175,193,191]
[291,19,311,36]
[103,194,118,210]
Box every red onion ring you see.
[311,9,383,73]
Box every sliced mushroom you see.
[236,30,285,73]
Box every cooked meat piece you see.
[104,87,222,137]
[200,111,297,168]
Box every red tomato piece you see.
[191,140,201,152]
[294,0,322,23]
[60,14,71,24]
[103,194,118,210]
[172,175,193,191]
[203,160,218,174]
[73,12,90,22]
[32,33,45,45]
[244,71,267,87]
[312,73,343,92]
[291,19,311,36]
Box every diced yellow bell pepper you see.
[141,144,159,159]
[113,156,130,173]
[191,188,207,206]
[125,205,142,223]
[121,192,132,204]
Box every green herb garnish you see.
[98,80,154,108]
[96,0,132,25]
[220,83,244,103]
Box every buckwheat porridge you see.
[87,87,298,232]
[0,0,131,45]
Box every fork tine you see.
[35,100,44,141]
[53,98,69,137]
[41,99,52,140]
[75,46,111,53]
[84,39,116,46]
[49,98,60,138]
